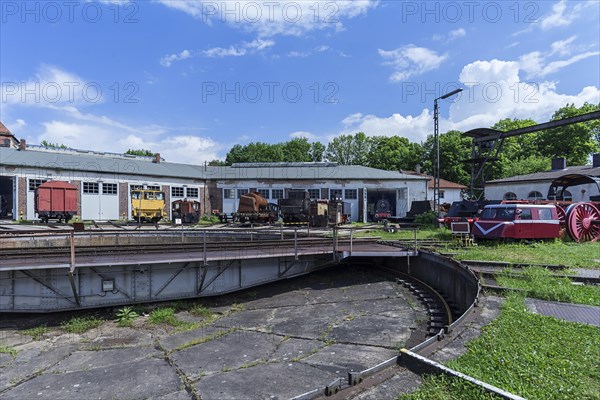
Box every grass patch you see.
[496,267,600,306]
[455,240,600,269]
[148,307,196,330]
[174,328,238,352]
[115,306,139,328]
[22,326,48,341]
[356,227,452,241]
[402,294,600,399]
[189,304,213,319]
[0,346,17,357]
[61,316,104,334]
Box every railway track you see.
[0,237,380,260]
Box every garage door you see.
[81,182,120,221]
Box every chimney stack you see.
[593,153,600,168]
[19,139,26,151]
[551,157,566,171]
[153,153,161,163]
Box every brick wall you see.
[162,185,171,219]
[119,183,129,220]
[17,177,26,220]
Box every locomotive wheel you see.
[566,203,600,242]
[556,204,567,225]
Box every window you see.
[223,189,235,199]
[344,189,358,200]
[102,183,118,195]
[439,190,445,199]
[503,192,517,200]
[83,182,99,194]
[171,187,184,197]
[146,185,160,191]
[258,189,270,199]
[330,189,342,199]
[308,189,320,199]
[527,191,544,200]
[539,208,553,220]
[563,190,573,201]
[518,208,532,220]
[130,185,143,191]
[271,189,284,200]
[28,179,47,191]
[237,189,249,198]
[186,187,199,198]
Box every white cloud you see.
[379,45,448,82]
[519,37,599,78]
[337,58,599,142]
[1,64,96,107]
[160,49,192,67]
[514,0,596,35]
[315,45,330,52]
[156,0,378,37]
[288,51,310,58]
[289,131,319,141]
[202,46,247,58]
[433,28,466,42]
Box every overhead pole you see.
[433,88,463,213]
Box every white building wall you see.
[485,182,598,202]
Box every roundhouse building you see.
[1,124,430,222]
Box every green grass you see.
[0,346,18,357]
[454,240,600,269]
[148,307,195,330]
[61,316,104,334]
[355,227,452,241]
[21,326,48,341]
[402,294,600,400]
[496,267,600,306]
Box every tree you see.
[536,103,600,166]
[325,132,371,165]
[126,149,156,157]
[208,160,228,166]
[282,138,312,162]
[40,140,67,149]
[423,130,471,185]
[367,136,410,171]
[489,118,542,179]
[309,142,326,162]
[225,142,285,164]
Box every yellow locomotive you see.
[131,189,167,222]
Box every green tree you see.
[282,138,312,162]
[325,132,371,165]
[367,136,410,171]
[225,142,285,164]
[536,103,600,166]
[40,140,67,149]
[309,142,326,162]
[423,130,471,185]
[126,149,156,157]
[489,118,542,179]
[208,160,228,166]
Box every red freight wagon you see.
[473,204,560,240]
[35,181,78,223]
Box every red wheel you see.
[556,204,567,225]
[566,203,600,242]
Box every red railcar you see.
[473,204,560,240]
[35,181,78,223]
[171,199,201,224]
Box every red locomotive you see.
[35,181,78,223]
[171,199,201,224]
[473,204,560,240]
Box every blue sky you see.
[1,0,599,164]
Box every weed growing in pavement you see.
[497,267,600,306]
[401,294,600,399]
[0,346,17,357]
[21,326,48,341]
[148,307,195,330]
[115,306,139,327]
[61,316,104,334]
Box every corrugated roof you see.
[402,170,467,189]
[0,147,428,182]
[487,165,600,184]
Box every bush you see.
[115,306,139,327]
[414,211,438,227]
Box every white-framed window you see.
[146,185,161,191]
[439,190,445,199]
[83,182,99,194]
[330,189,342,199]
[527,191,544,200]
[344,189,358,200]
[171,187,184,197]
[130,184,143,191]
[271,189,284,199]
[504,192,517,200]
[258,189,270,199]
[237,189,249,198]
[28,179,48,191]
[308,189,320,199]
[102,183,118,195]
[223,189,235,199]
[186,187,199,198]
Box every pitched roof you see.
[0,121,12,135]
[0,147,429,182]
[487,165,600,184]
[402,171,467,189]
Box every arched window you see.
[563,190,573,201]
[503,192,517,200]
[527,191,544,200]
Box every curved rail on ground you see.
[292,250,527,400]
